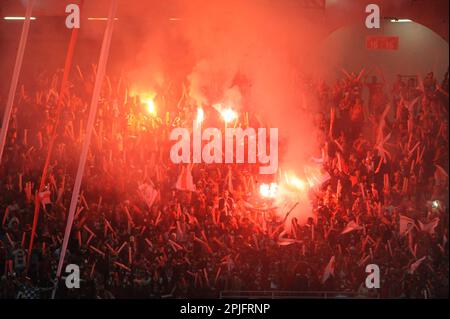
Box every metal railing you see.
[219,290,371,299]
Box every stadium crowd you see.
[0,66,448,299]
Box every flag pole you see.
[27,0,85,268]
[53,0,118,297]
[0,0,34,163]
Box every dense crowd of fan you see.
[0,66,448,299]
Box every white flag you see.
[277,238,302,246]
[39,190,51,206]
[175,164,196,192]
[322,256,335,283]
[399,215,415,236]
[341,221,363,235]
[409,256,427,274]
[138,182,158,209]
[418,218,440,235]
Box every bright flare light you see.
[285,173,306,191]
[145,99,156,116]
[196,108,204,124]
[259,183,278,198]
[4,17,36,20]
[221,108,237,124]
[390,18,412,23]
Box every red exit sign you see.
[366,36,399,50]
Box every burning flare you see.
[284,172,306,191]
[259,182,278,198]
[145,98,156,116]
[196,107,204,124]
[220,108,237,124]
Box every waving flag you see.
[277,238,302,246]
[138,182,158,209]
[341,221,363,235]
[39,190,51,206]
[304,165,330,188]
[175,164,196,191]
[322,256,335,283]
[418,218,440,235]
[399,215,416,236]
[408,256,427,274]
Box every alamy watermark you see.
[365,264,380,289]
[64,264,80,289]
[169,123,278,174]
